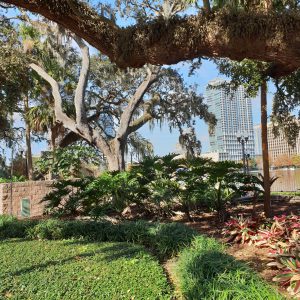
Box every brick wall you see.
[0,181,54,218]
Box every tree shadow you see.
[180,250,279,299]
[1,241,143,279]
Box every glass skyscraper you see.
[205,79,255,162]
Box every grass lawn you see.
[0,239,172,300]
[175,236,285,300]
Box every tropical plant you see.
[222,215,259,244]
[272,253,300,297]
[255,215,300,250]
[35,144,102,179]
[174,157,211,221]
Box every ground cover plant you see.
[0,216,288,299]
[0,239,171,300]
[175,235,284,300]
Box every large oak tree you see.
[1,0,300,76]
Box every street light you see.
[237,132,249,174]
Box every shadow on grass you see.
[1,242,142,279]
[64,241,145,261]
[0,238,31,244]
[179,249,282,300]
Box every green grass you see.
[175,235,285,300]
[0,216,287,299]
[271,191,300,197]
[0,239,172,300]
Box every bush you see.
[1,217,196,260]
[0,215,37,239]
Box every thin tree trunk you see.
[24,94,33,180]
[203,0,211,13]
[261,80,271,218]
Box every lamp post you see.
[246,153,250,173]
[237,132,249,174]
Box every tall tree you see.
[1,0,300,76]
[15,20,215,170]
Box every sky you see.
[1,4,276,159]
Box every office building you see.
[254,123,300,160]
[205,79,255,162]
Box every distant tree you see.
[273,154,293,168]
[291,155,300,167]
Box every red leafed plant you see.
[222,215,259,244]
[255,214,300,250]
[271,252,300,297]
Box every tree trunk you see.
[106,140,126,171]
[24,94,33,180]
[261,80,271,218]
[203,0,211,13]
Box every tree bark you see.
[261,80,272,218]
[24,94,33,180]
[106,140,126,171]
[202,0,211,13]
[3,0,300,76]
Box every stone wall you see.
[0,181,54,218]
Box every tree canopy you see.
[1,0,300,76]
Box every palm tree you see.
[26,104,60,151]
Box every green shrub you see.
[43,171,142,217]
[1,218,196,260]
[0,215,36,239]
[176,235,284,299]
[150,222,197,259]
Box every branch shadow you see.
[1,241,143,279]
[180,250,279,299]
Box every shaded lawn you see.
[0,239,172,300]
[175,236,285,300]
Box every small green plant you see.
[35,145,102,179]
[0,176,26,183]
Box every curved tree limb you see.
[3,0,300,76]
[72,35,90,126]
[29,62,113,157]
[29,63,75,129]
[117,67,159,139]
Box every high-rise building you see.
[254,124,262,156]
[254,123,300,160]
[205,79,255,162]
